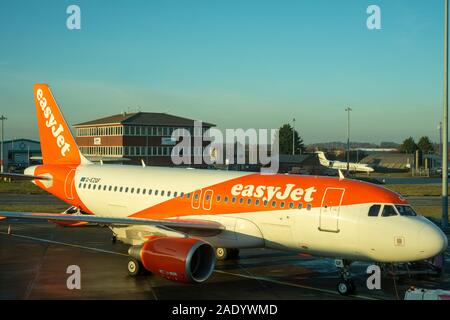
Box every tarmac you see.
[1,218,449,300]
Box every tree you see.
[278,124,306,155]
[399,137,418,154]
[417,136,434,154]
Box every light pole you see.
[292,118,296,155]
[0,115,6,173]
[345,107,352,176]
[443,0,449,229]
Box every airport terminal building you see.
[74,112,215,167]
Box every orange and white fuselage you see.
[25,160,447,263]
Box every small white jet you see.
[315,151,374,173]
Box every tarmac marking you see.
[214,270,379,300]
[0,231,129,257]
[0,231,379,300]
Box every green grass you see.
[384,184,445,197]
[412,206,450,222]
[0,180,47,194]
[0,204,68,213]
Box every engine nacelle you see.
[128,237,216,283]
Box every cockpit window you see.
[368,205,381,217]
[395,205,417,216]
[381,205,398,217]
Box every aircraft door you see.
[319,188,345,233]
[191,189,202,209]
[202,189,213,211]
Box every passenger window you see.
[298,203,303,209]
[83,183,87,189]
[224,196,228,202]
[167,191,171,197]
[161,190,165,196]
[232,197,236,203]
[180,192,184,198]
[263,200,268,207]
[142,188,146,194]
[381,205,398,217]
[280,202,285,208]
[174,192,177,197]
[368,205,381,217]
[125,187,129,193]
[109,186,112,191]
[78,183,82,188]
[247,198,252,205]
[88,184,91,189]
[114,186,117,192]
[148,189,152,195]
[136,188,140,194]
[272,201,277,207]
[103,185,107,191]
[289,202,294,209]
[186,193,191,199]
[216,195,221,202]
[155,190,159,196]
[239,198,244,204]
[130,188,134,194]
[255,199,260,206]
[307,204,312,210]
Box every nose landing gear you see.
[335,259,356,295]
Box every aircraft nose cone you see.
[419,224,448,258]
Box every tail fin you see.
[33,84,89,165]
[315,151,329,166]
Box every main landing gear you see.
[127,257,151,277]
[215,247,240,261]
[335,259,356,295]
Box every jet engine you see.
[128,237,216,283]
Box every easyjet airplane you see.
[0,84,447,295]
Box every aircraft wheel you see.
[215,247,229,261]
[127,258,141,276]
[337,280,355,295]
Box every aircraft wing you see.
[0,211,224,234]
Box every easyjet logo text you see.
[231,183,317,203]
[36,88,71,157]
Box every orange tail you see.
[33,84,89,165]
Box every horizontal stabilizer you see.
[0,172,52,181]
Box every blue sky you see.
[0,0,445,144]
